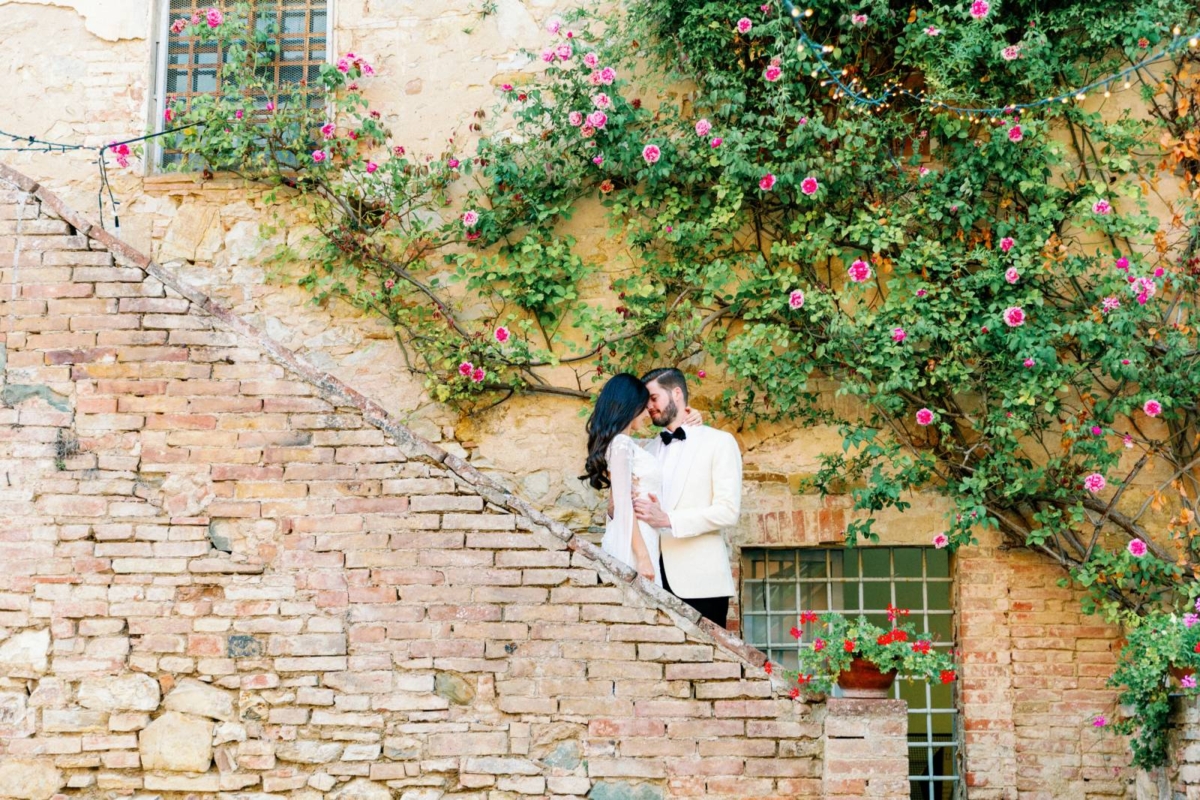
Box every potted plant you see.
[775,604,957,699]
[1100,606,1200,769]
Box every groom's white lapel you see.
[662,426,700,512]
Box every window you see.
[152,0,330,167]
[741,547,960,800]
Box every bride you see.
[582,373,700,585]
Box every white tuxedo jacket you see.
[644,424,741,599]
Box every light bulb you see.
[805,8,814,16]
[1124,80,1131,88]
[1076,93,1086,101]
[791,6,801,16]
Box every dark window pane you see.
[862,580,891,611]
[768,551,796,580]
[768,583,797,613]
[799,549,827,579]
[744,582,765,612]
[927,581,950,610]
[894,547,922,577]
[862,549,891,578]
[895,581,924,611]
[926,547,950,577]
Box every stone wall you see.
[0,165,926,798]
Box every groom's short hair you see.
[642,367,688,403]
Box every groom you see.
[633,368,741,628]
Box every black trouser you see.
[660,555,730,629]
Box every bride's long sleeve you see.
[605,436,638,569]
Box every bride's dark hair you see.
[582,373,650,490]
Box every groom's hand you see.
[634,493,671,528]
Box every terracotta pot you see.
[836,656,897,698]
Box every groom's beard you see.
[651,398,679,429]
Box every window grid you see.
[155,0,328,167]
[741,547,960,800]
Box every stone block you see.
[138,711,213,772]
[78,673,161,712]
[0,759,64,800]
[162,678,235,721]
[0,629,50,677]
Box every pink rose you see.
[447,158,460,168]
[932,533,949,549]
[1093,716,1107,728]
[265,101,274,112]
[235,109,243,120]
[587,111,607,129]
[1000,236,1014,252]
[471,367,486,383]
[764,64,783,82]
[320,122,336,138]
[1116,256,1130,270]
[501,83,513,91]
[1023,357,1035,367]
[1002,45,1021,61]
[759,173,776,191]
[593,155,604,166]
[584,53,599,68]
[1143,399,1162,417]
[205,7,223,28]
[736,17,752,33]
[800,176,819,195]
[546,19,561,34]
[366,162,378,174]
[695,119,712,137]
[970,0,990,19]
[462,210,480,228]
[916,408,934,426]
[568,111,583,127]
[1101,296,1120,313]
[892,327,906,343]
[541,49,556,63]
[163,108,175,123]
[851,13,868,26]
[170,18,187,34]
[580,125,596,138]
[848,259,872,283]
[1127,539,1147,557]
[710,137,723,148]
[926,25,941,35]
[1093,199,1112,215]
[556,42,573,60]
[592,93,611,109]
[459,361,474,376]
[495,327,510,343]
[337,57,351,73]
[311,150,327,163]
[1008,125,1023,143]
[788,290,805,309]
[642,144,661,164]
[599,67,616,84]
[1003,306,1026,327]
[1005,268,1019,284]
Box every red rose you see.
[940,670,956,684]
[843,639,855,653]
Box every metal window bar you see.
[741,547,960,800]
[154,0,328,167]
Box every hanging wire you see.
[0,128,90,153]
[781,1,1200,117]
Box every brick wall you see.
[0,165,922,798]
[956,531,1134,799]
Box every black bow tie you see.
[660,428,687,446]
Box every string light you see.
[781,0,1200,118]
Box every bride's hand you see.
[636,558,656,581]
[682,406,704,426]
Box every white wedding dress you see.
[601,434,663,586]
